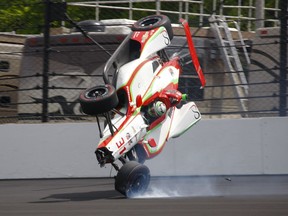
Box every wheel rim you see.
[85,87,107,99]
[127,173,148,197]
[140,17,161,27]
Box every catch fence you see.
[0,0,287,123]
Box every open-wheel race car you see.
[79,14,206,198]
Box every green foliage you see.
[0,0,283,34]
[0,0,44,34]
[66,3,94,23]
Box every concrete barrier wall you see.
[0,117,287,179]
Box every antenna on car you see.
[64,13,112,57]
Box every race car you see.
[79,14,206,198]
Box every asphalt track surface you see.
[1,176,288,216]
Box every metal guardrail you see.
[0,0,286,123]
[68,0,280,31]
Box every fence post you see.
[279,0,287,116]
[156,0,161,15]
[42,0,50,122]
[255,0,264,29]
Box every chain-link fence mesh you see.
[0,0,287,123]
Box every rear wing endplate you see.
[180,19,206,88]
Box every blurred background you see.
[0,0,287,123]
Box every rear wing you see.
[180,19,206,88]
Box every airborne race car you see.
[79,15,206,198]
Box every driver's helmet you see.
[148,101,167,117]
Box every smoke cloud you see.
[135,176,223,198]
[134,175,287,199]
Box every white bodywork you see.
[99,56,201,160]
[95,16,205,164]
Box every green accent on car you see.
[182,94,188,101]
[146,26,165,45]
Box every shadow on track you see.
[31,190,124,203]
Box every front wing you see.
[168,102,201,139]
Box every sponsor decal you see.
[126,132,133,145]
[132,31,140,39]
[125,86,132,102]
[190,104,201,119]
[119,147,126,155]
[169,68,174,76]
[162,30,170,45]
[141,32,149,43]
[115,137,125,149]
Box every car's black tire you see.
[115,161,150,198]
[132,15,173,41]
[79,84,119,115]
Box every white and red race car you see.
[79,15,206,198]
